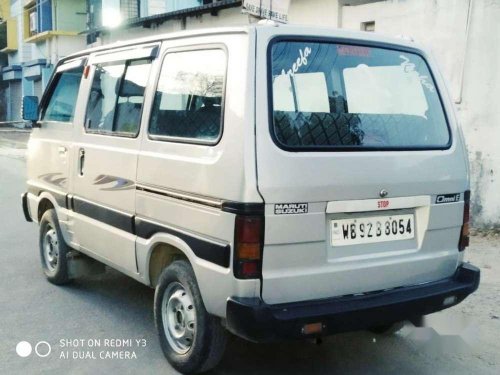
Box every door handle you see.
[58,146,67,156]
[79,149,85,176]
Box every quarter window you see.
[42,67,84,122]
[149,49,226,143]
[86,59,151,136]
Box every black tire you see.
[410,315,426,327]
[369,321,405,335]
[39,209,71,285]
[154,260,227,374]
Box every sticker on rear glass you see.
[400,55,435,93]
[274,203,308,215]
[436,193,461,204]
[337,45,370,57]
[281,47,312,77]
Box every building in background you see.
[86,0,241,45]
[0,0,498,227]
[0,1,10,120]
[83,0,498,227]
[338,0,500,229]
[0,0,86,121]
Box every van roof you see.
[63,24,421,62]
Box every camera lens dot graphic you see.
[35,341,52,358]
[16,341,32,357]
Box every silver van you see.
[22,24,479,373]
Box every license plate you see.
[331,214,415,246]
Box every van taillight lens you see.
[234,215,264,279]
[459,190,471,252]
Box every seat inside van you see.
[150,95,221,140]
[114,80,144,133]
[273,112,433,148]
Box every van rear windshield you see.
[269,41,450,151]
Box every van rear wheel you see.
[39,209,71,285]
[154,260,227,374]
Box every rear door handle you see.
[79,149,85,176]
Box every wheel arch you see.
[37,193,58,222]
[139,233,200,288]
[149,243,189,288]
[137,232,242,318]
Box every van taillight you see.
[234,215,264,279]
[459,190,471,252]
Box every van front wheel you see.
[154,260,227,374]
[39,209,71,285]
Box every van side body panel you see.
[135,31,262,317]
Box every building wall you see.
[2,0,497,225]
[55,0,87,32]
[288,0,339,25]
[338,0,500,227]
[148,0,168,16]
[101,6,247,43]
[1,0,87,121]
[102,0,339,43]
[3,1,26,121]
[96,0,500,226]
[8,0,31,65]
[457,0,500,227]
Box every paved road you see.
[0,135,498,374]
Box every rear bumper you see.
[226,263,480,342]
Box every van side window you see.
[149,49,226,143]
[41,67,84,122]
[86,59,151,136]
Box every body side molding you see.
[135,217,230,268]
[27,184,67,208]
[137,184,264,216]
[27,187,237,268]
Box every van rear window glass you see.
[149,49,226,144]
[270,41,450,150]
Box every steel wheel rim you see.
[43,226,59,272]
[161,282,196,354]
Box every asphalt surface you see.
[0,132,499,374]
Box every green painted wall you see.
[54,0,86,32]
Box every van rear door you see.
[255,31,468,305]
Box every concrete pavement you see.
[0,135,498,374]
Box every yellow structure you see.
[0,0,18,52]
[22,0,85,44]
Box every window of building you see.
[42,67,84,122]
[85,59,151,136]
[149,49,226,144]
[23,0,54,39]
[361,21,375,32]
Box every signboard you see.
[243,0,291,23]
